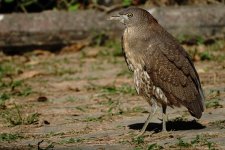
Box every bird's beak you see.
[108,15,127,24]
[108,15,121,21]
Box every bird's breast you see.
[123,28,144,71]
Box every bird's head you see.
[109,7,157,27]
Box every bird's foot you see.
[135,130,145,138]
[135,130,155,138]
[162,127,167,133]
[161,130,168,135]
[160,129,171,137]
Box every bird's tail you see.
[187,101,203,119]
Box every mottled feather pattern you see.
[119,7,204,119]
[112,7,204,134]
[122,23,204,119]
[145,26,204,118]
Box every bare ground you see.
[0,40,225,150]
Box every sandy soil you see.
[0,40,225,150]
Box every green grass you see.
[0,79,33,106]
[17,87,33,97]
[1,104,39,126]
[0,92,10,105]
[207,40,225,52]
[0,63,17,78]
[132,136,144,145]
[200,51,212,60]
[65,96,78,102]
[44,132,65,138]
[0,60,33,106]
[0,133,23,142]
[147,143,163,150]
[25,113,39,125]
[206,99,223,109]
[209,120,225,129]
[171,135,217,150]
[84,116,103,122]
[101,85,136,95]
[96,39,123,64]
[122,0,132,6]
[200,39,225,61]
[75,106,87,112]
[116,68,132,77]
[104,39,122,57]
[177,137,191,147]
[53,67,79,76]
[132,136,147,150]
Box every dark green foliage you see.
[132,136,144,145]
[0,133,23,142]
[177,138,191,147]
[148,143,163,150]
[175,135,217,150]
[101,85,136,95]
[1,104,39,126]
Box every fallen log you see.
[0,5,224,53]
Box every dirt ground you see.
[0,38,225,150]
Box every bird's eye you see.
[127,13,133,18]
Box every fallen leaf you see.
[60,41,88,53]
[32,49,54,56]
[16,70,42,80]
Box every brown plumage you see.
[110,7,204,135]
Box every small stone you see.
[37,96,48,102]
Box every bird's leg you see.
[137,99,157,136]
[162,105,167,132]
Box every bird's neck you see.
[125,24,152,40]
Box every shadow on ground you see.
[129,120,205,133]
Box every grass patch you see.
[0,80,33,106]
[60,138,84,144]
[132,136,144,145]
[84,116,103,122]
[147,143,163,150]
[123,0,132,6]
[171,135,217,149]
[98,97,127,115]
[116,69,132,77]
[65,96,78,102]
[53,66,79,76]
[104,39,122,57]
[44,132,65,138]
[16,87,33,97]
[0,63,18,78]
[177,137,191,147]
[0,133,23,142]
[101,85,136,95]
[200,51,212,61]
[132,106,147,113]
[131,136,158,150]
[206,89,222,109]
[75,106,87,112]
[206,99,223,109]
[95,39,123,64]
[1,104,39,126]
[209,120,225,129]
[0,92,10,106]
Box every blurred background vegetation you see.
[0,0,224,13]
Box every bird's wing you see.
[145,41,204,118]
